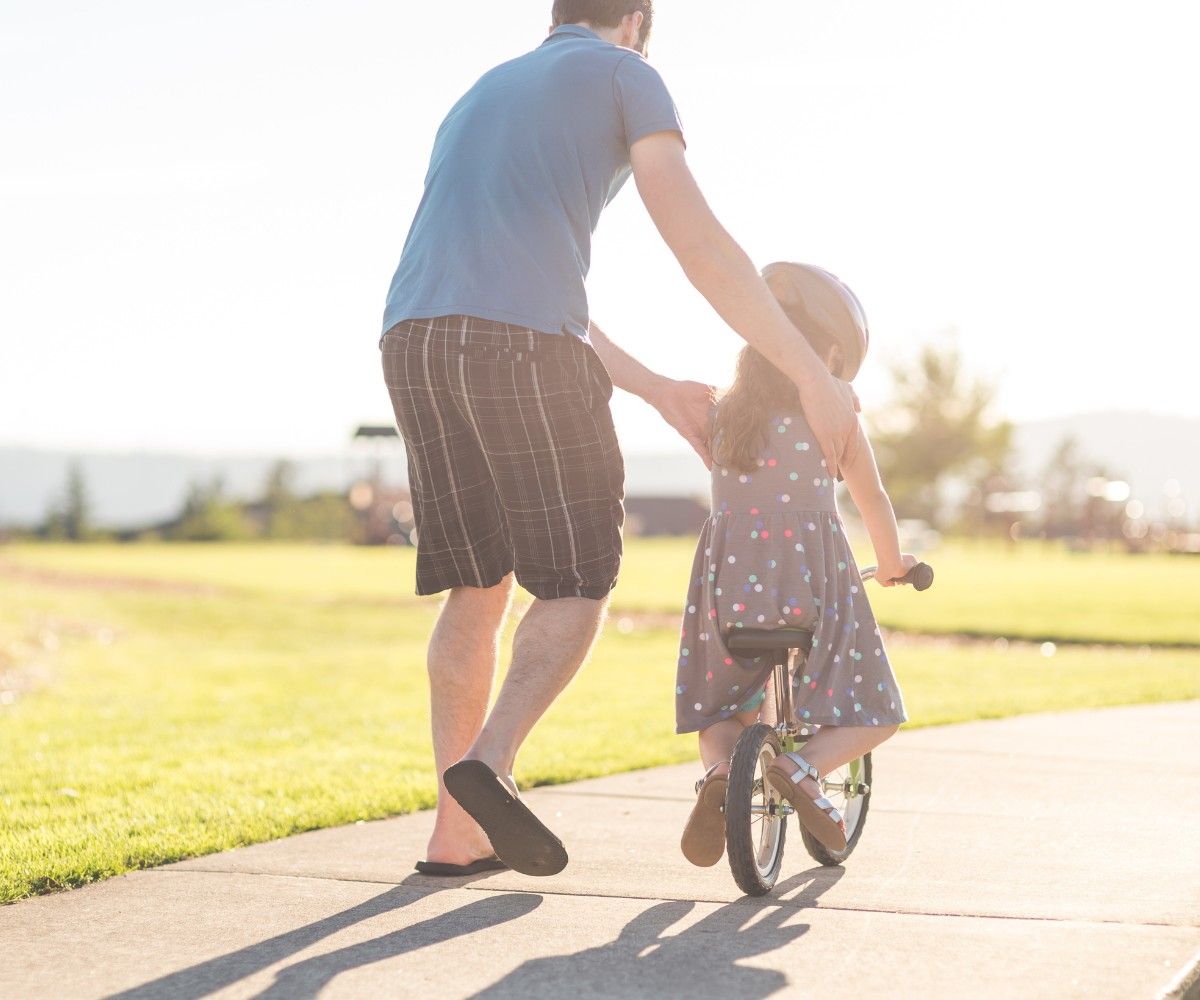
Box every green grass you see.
[1,541,1198,903]
[611,537,1200,647]
[10,538,1200,646]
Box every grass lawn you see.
[2,541,1199,903]
[10,538,1200,646]
[614,537,1200,646]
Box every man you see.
[380,0,859,877]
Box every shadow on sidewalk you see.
[470,866,844,999]
[105,873,535,1000]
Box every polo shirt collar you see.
[547,24,601,42]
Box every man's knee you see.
[444,573,516,612]
[432,576,515,658]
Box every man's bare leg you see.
[424,575,515,866]
[464,595,608,781]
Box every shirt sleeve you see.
[613,54,685,149]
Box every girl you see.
[676,262,917,866]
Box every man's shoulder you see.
[484,35,643,87]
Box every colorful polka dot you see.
[677,418,903,730]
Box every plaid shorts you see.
[380,315,625,600]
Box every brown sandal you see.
[766,752,848,853]
[681,764,728,867]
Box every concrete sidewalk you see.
[3,702,1199,999]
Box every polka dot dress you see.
[675,409,907,735]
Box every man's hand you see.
[586,323,714,467]
[798,370,861,477]
[630,133,866,477]
[648,378,716,469]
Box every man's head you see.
[551,1,654,56]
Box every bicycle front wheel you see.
[725,723,787,896]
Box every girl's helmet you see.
[761,262,870,381]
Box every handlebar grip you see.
[900,563,935,591]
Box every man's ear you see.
[624,10,644,46]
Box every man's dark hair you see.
[551,1,654,52]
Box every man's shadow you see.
[470,865,844,999]
[106,873,537,1000]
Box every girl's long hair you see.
[713,336,836,474]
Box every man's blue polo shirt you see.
[381,24,684,341]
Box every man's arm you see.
[629,131,859,474]
[589,321,715,467]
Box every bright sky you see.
[3,1,1198,455]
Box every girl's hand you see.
[876,553,919,587]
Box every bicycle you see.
[722,562,934,896]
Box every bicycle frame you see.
[764,646,862,802]
[763,647,808,755]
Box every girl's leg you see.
[798,724,899,777]
[698,708,761,775]
[769,724,900,850]
[682,708,761,866]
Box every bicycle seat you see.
[726,627,815,657]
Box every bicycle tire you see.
[725,723,787,896]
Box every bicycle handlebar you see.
[859,562,935,591]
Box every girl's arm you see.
[841,426,918,586]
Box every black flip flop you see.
[442,760,568,877]
[413,856,508,877]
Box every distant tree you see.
[63,463,92,540]
[40,461,94,541]
[869,336,1012,528]
[1040,436,1086,537]
[261,460,298,539]
[227,461,358,541]
[170,476,253,541]
[263,460,296,509]
[271,492,359,541]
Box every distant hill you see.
[0,448,406,530]
[1,411,1195,529]
[1012,411,1200,517]
[0,446,711,530]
